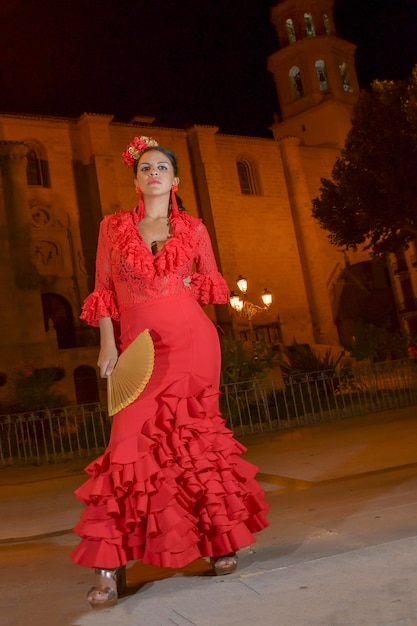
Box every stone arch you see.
[315,59,329,91]
[304,12,315,37]
[285,18,296,44]
[330,259,397,349]
[41,293,77,349]
[322,13,332,35]
[236,157,260,195]
[289,66,304,99]
[24,140,51,187]
[338,60,353,92]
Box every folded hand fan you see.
[107,329,155,416]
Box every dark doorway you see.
[41,293,76,348]
[74,365,100,404]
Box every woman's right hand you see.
[97,344,118,378]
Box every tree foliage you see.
[349,323,417,362]
[10,364,68,411]
[220,335,279,385]
[274,340,345,374]
[312,67,417,255]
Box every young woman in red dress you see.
[71,136,269,609]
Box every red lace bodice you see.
[80,209,230,326]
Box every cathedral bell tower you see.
[268,0,359,148]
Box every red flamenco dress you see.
[70,206,269,570]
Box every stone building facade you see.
[0,0,413,407]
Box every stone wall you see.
[0,112,367,406]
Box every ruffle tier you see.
[70,374,269,570]
[80,288,120,326]
[114,210,195,280]
[190,271,230,306]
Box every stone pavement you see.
[1,405,417,625]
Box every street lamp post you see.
[229,275,272,343]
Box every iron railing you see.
[0,403,109,467]
[221,359,417,436]
[1,359,417,466]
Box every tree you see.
[10,364,67,411]
[220,335,278,385]
[312,67,417,256]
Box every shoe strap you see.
[94,568,117,581]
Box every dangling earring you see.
[135,186,140,194]
[135,189,145,220]
[170,188,179,217]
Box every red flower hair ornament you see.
[122,135,159,167]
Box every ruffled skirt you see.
[70,293,268,569]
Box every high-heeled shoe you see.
[87,566,126,609]
[210,553,238,575]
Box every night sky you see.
[0,0,416,138]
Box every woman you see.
[71,136,269,609]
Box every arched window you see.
[339,61,353,92]
[25,143,51,187]
[289,66,304,99]
[315,60,329,91]
[285,18,296,43]
[304,13,315,37]
[323,13,332,35]
[236,159,258,195]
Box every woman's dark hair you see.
[133,145,178,176]
[175,194,186,211]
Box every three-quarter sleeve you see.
[80,218,120,326]
[189,223,229,305]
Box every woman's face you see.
[134,149,179,196]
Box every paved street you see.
[1,406,417,625]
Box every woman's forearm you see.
[97,317,118,377]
